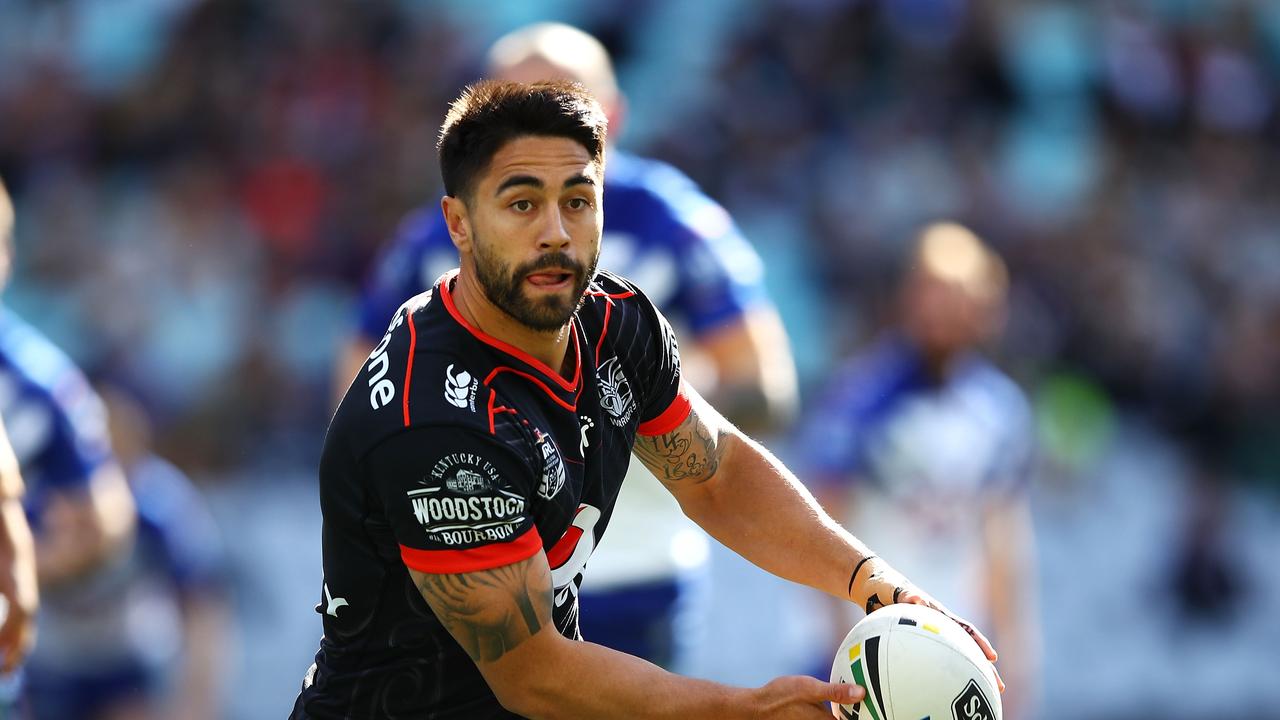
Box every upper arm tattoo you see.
[412,555,553,664]
[633,404,727,487]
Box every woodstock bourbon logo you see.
[595,357,635,426]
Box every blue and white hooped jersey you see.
[357,151,770,342]
[0,307,112,520]
[796,334,1034,620]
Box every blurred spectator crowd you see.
[2,0,1277,490]
[2,0,1280,717]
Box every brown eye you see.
[511,200,534,212]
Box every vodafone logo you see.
[367,311,405,410]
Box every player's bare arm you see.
[633,387,1001,672]
[410,555,861,719]
[411,556,551,664]
[694,306,798,434]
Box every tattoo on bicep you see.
[633,411,722,485]
[413,556,552,663]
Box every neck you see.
[450,270,575,377]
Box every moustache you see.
[514,253,587,278]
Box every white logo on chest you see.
[596,357,635,427]
[443,363,477,411]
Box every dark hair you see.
[437,80,608,200]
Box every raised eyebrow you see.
[563,174,595,190]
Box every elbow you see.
[492,678,560,720]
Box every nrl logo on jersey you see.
[443,363,478,412]
[596,357,635,427]
[533,428,566,500]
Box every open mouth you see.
[526,271,574,288]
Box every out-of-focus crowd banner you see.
[0,1,1277,719]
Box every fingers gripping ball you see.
[829,604,1000,720]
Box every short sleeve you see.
[635,303,690,437]
[33,377,112,492]
[637,163,770,334]
[132,457,228,592]
[356,209,456,342]
[365,425,543,574]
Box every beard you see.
[472,235,598,333]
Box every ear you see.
[441,195,472,253]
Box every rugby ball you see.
[829,604,1000,720]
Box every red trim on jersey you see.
[402,309,418,427]
[595,301,613,366]
[485,367,577,413]
[399,526,543,574]
[439,272,581,393]
[637,384,693,436]
[486,388,519,434]
[546,507,587,569]
[586,290,636,299]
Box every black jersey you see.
[292,270,689,720]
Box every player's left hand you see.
[849,556,1004,692]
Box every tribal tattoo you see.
[413,556,552,663]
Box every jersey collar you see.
[438,270,583,399]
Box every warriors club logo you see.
[596,357,635,427]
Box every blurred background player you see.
[94,384,230,720]
[798,223,1040,718]
[1,177,142,720]
[0,415,38,717]
[337,22,798,671]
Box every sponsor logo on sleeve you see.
[367,310,406,410]
[443,363,478,412]
[533,428,566,500]
[596,357,635,427]
[406,453,526,546]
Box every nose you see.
[537,205,571,251]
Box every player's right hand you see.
[849,557,1004,692]
[749,675,864,718]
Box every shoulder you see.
[0,309,88,397]
[0,310,110,471]
[579,270,665,333]
[368,206,454,283]
[957,357,1033,426]
[606,153,734,239]
[339,289,494,457]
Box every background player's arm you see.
[409,558,862,719]
[36,462,136,587]
[632,386,1000,665]
[334,337,375,404]
[689,306,797,435]
[0,419,36,673]
[981,494,1039,718]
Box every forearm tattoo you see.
[413,556,552,663]
[633,410,722,486]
